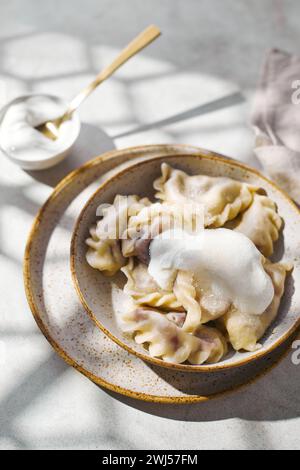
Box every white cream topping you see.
[148,228,274,316]
[0,95,77,163]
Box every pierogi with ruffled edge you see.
[84,163,292,365]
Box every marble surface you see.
[0,0,299,450]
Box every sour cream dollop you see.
[148,228,274,316]
[0,94,80,170]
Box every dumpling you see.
[86,194,151,276]
[122,201,202,260]
[190,324,228,364]
[122,307,227,364]
[173,270,202,333]
[154,163,259,227]
[86,226,125,276]
[121,259,183,311]
[173,270,231,333]
[165,311,187,328]
[122,237,151,265]
[219,261,292,352]
[122,261,230,333]
[226,194,282,257]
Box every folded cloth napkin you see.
[252,48,300,204]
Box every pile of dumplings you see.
[86,163,291,365]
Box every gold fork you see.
[35,25,161,140]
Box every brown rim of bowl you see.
[70,150,300,373]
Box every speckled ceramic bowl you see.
[71,152,300,372]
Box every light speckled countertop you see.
[0,0,299,450]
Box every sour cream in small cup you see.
[0,94,80,170]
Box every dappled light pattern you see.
[0,0,300,450]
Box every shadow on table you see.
[113,92,244,139]
[0,352,69,449]
[25,122,116,187]
[102,333,300,423]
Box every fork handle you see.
[63,25,161,119]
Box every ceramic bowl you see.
[71,151,300,372]
[0,93,80,170]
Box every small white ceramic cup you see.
[0,93,81,170]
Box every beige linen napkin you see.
[252,49,300,204]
